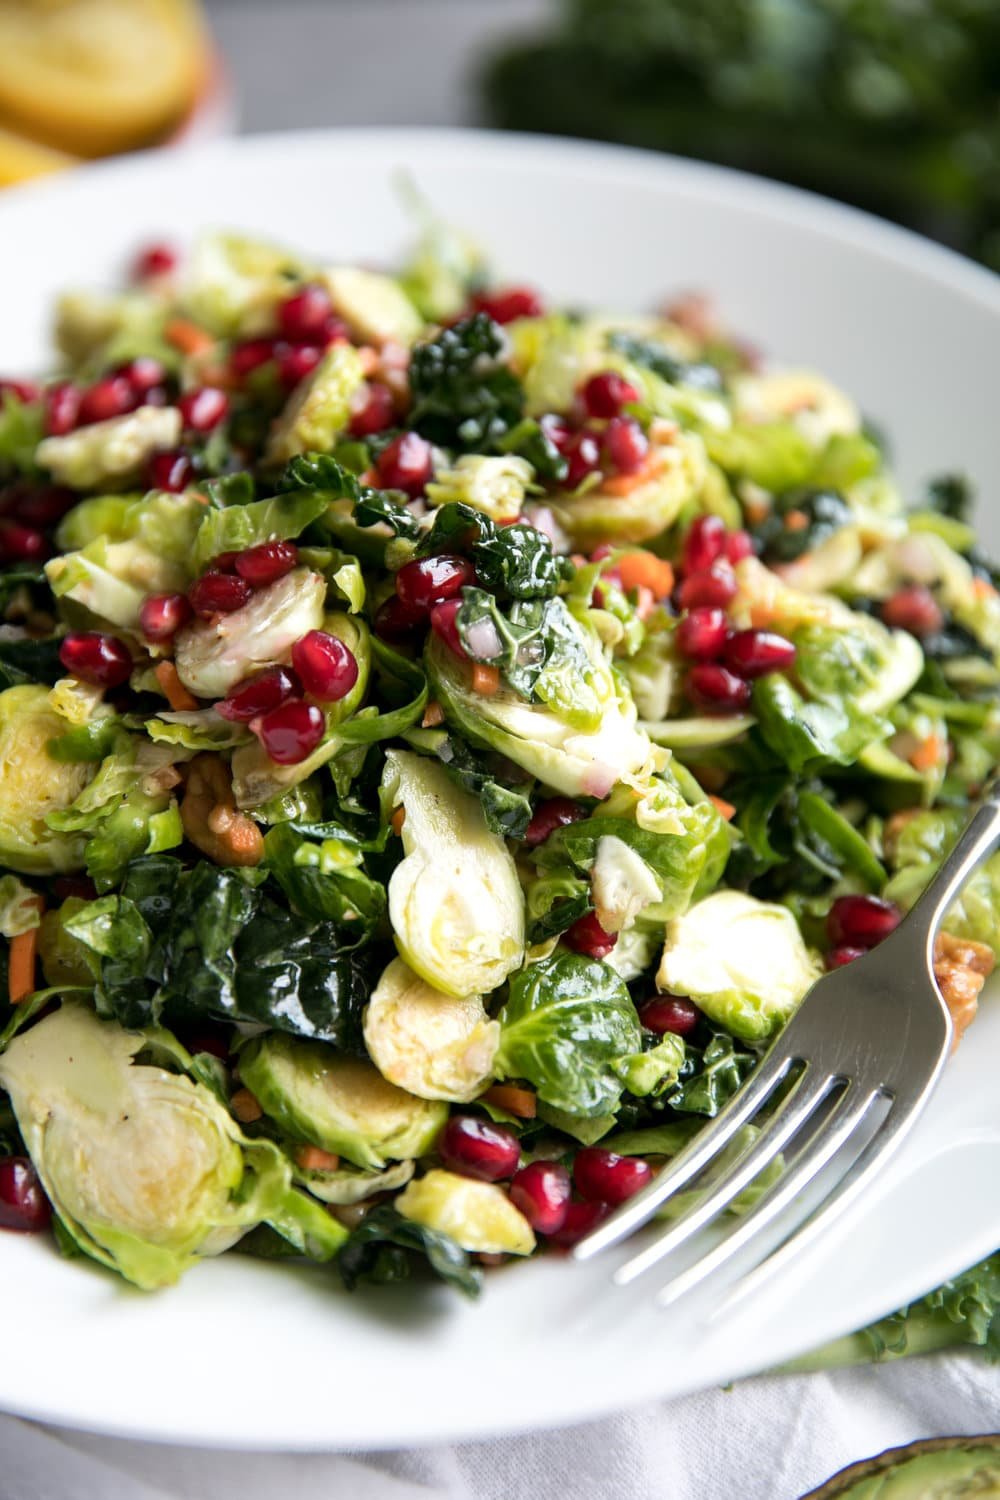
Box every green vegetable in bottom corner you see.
[0,1004,345,1289]
[801,1440,1000,1500]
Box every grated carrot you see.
[910,734,943,773]
[421,700,445,728]
[708,795,737,821]
[784,509,809,532]
[483,1084,537,1119]
[164,317,216,356]
[155,660,198,712]
[8,918,40,1004]
[295,1146,341,1172]
[357,346,379,376]
[972,577,997,600]
[471,663,501,696]
[390,805,406,837]
[615,550,675,600]
[602,448,667,497]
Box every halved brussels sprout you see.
[0,686,93,874]
[291,1158,415,1206]
[266,343,366,465]
[425,454,533,523]
[733,369,860,448]
[548,432,708,549]
[322,266,423,346]
[852,531,1000,661]
[37,405,182,490]
[396,1169,535,1256]
[382,749,525,996]
[174,568,326,700]
[364,957,501,1102]
[239,1033,447,1171]
[54,288,169,369]
[657,890,822,1043]
[182,231,309,337]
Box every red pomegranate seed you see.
[373,595,424,644]
[677,562,737,611]
[471,287,544,324]
[211,551,241,574]
[183,1028,230,1060]
[375,432,434,498]
[686,663,752,714]
[132,242,177,280]
[722,629,796,679]
[438,1116,520,1182]
[52,875,97,903]
[278,283,334,340]
[0,378,40,404]
[524,797,585,847]
[880,585,944,638]
[639,995,701,1037]
[826,895,901,949]
[77,375,138,426]
[604,415,649,475]
[564,911,617,959]
[178,386,228,432]
[147,450,193,492]
[188,572,252,618]
[258,700,326,763]
[11,485,75,528]
[827,945,866,970]
[509,1161,572,1235]
[723,529,754,564]
[349,382,396,437]
[218,665,300,722]
[676,606,730,661]
[0,522,48,563]
[318,314,351,346]
[396,554,476,614]
[230,338,278,380]
[233,540,299,588]
[139,592,192,642]
[0,1158,51,1233]
[59,631,132,688]
[291,629,359,701]
[574,1147,653,1206]
[682,515,727,575]
[120,357,166,396]
[540,413,573,451]
[564,430,603,488]
[581,370,640,419]
[44,382,80,436]
[549,1199,609,1248]
[277,343,321,389]
[429,597,466,658]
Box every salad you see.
[0,221,995,1301]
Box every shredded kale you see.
[408,313,525,448]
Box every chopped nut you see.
[230,1088,263,1124]
[933,931,994,1048]
[181,753,264,867]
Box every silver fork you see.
[573,788,1000,1308]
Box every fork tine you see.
[613,1070,840,1287]
[573,1046,798,1263]
[653,1084,882,1308]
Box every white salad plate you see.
[1,129,999,1451]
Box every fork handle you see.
[898,789,1000,956]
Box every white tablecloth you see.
[2,1351,995,1500]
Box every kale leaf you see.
[408,313,525,448]
[606,329,723,393]
[338,1204,482,1297]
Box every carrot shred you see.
[615,551,675,600]
[784,509,809,532]
[295,1146,341,1172]
[8,922,39,1005]
[708,795,737,821]
[910,734,943,773]
[155,660,198,712]
[164,317,216,356]
[483,1084,537,1119]
[421,700,445,728]
[602,448,667,497]
[390,805,406,837]
[972,577,997,600]
[357,346,379,376]
[471,663,501,696]
[230,1088,263,1124]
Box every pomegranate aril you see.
[676,607,730,661]
[53,875,97,903]
[230,338,278,380]
[349,382,395,437]
[722,628,796,679]
[375,431,434,498]
[0,522,48,563]
[212,551,241,574]
[139,591,192,642]
[438,1116,520,1182]
[258,700,326,764]
[0,378,40,404]
[218,665,300,722]
[581,370,640,419]
[396,554,476,614]
[277,343,321,388]
[278,283,334,341]
[540,413,572,451]
[564,430,603,488]
[147,450,193,493]
[429,597,466,658]
[549,1199,609,1248]
[574,1147,653,1206]
[682,515,727,575]
[233,540,299,588]
[880,585,944,638]
[188,572,252,618]
[827,944,866,970]
[11,485,75,528]
[318,314,350,346]
[178,386,228,432]
[59,631,132,688]
[639,995,701,1037]
[471,287,543,324]
[77,375,138,426]
[604,415,649,475]
[564,911,617,960]
[686,663,752,714]
[373,594,424,644]
[120,357,166,396]
[826,894,901,949]
[44,382,80,436]
[723,529,754,564]
[677,562,737,611]
[524,797,585,847]
[291,629,360,702]
[509,1161,571,1235]
[132,242,177,280]
[0,1158,51,1233]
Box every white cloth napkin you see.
[1,1351,995,1500]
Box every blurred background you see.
[1,0,998,270]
